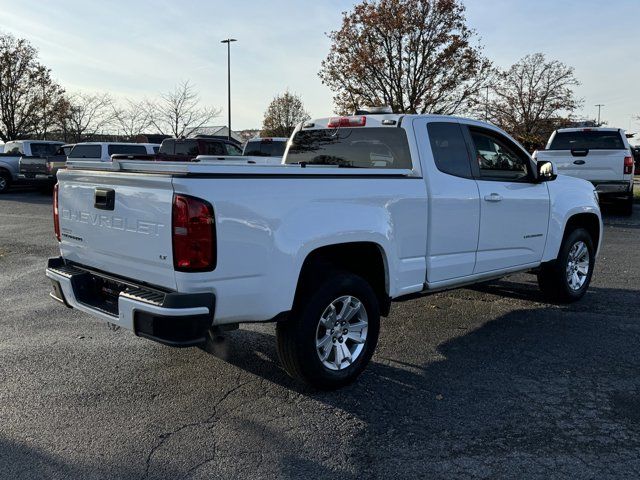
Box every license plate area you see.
[72,273,127,316]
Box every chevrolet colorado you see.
[534,127,634,215]
[46,113,602,389]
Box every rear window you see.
[107,145,147,156]
[243,140,287,157]
[30,143,62,157]
[285,128,412,169]
[69,145,102,159]
[549,131,625,150]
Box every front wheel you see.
[538,228,595,303]
[0,172,11,193]
[276,272,380,390]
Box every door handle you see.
[484,193,502,202]
[573,160,585,165]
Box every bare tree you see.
[261,91,310,137]
[319,0,494,115]
[489,53,582,150]
[0,32,65,141]
[55,92,118,142]
[147,81,220,138]
[113,99,152,140]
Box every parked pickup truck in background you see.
[19,144,74,186]
[534,128,635,215]
[0,140,64,193]
[46,111,602,389]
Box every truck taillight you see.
[624,156,634,175]
[327,116,367,128]
[53,183,61,242]
[172,194,216,272]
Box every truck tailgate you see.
[57,169,177,290]
[539,150,623,182]
[19,156,47,175]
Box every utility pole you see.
[220,38,237,141]
[595,104,605,126]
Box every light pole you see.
[221,38,237,141]
[595,104,604,126]
[485,86,490,122]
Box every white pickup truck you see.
[534,127,635,215]
[46,112,602,389]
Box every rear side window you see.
[159,140,175,154]
[285,127,412,169]
[153,146,159,154]
[175,140,199,156]
[69,145,102,159]
[107,145,147,156]
[549,131,625,150]
[427,122,472,178]
[244,140,287,157]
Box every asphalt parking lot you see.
[1,188,639,480]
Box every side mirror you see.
[536,160,557,182]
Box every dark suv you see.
[157,138,242,161]
[111,137,243,162]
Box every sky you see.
[0,0,638,142]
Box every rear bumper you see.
[593,181,632,195]
[17,173,55,183]
[45,257,215,347]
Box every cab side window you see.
[427,122,472,178]
[469,128,530,181]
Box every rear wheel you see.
[621,189,634,216]
[276,272,380,390]
[0,171,11,193]
[538,228,595,303]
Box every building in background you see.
[189,126,243,144]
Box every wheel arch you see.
[563,212,601,253]
[293,241,391,317]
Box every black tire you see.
[276,271,380,390]
[0,171,11,193]
[538,228,595,303]
[621,190,634,217]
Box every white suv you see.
[67,143,158,162]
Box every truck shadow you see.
[202,281,640,476]
[0,189,53,205]
[0,437,149,480]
